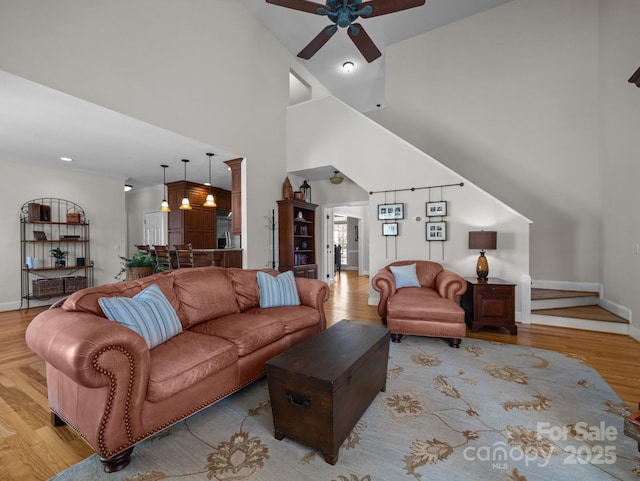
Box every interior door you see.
[143,211,167,246]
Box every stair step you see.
[531,288,598,301]
[531,304,628,324]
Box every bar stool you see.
[152,245,172,271]
[174,244,194,268]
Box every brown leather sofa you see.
[26,266,329,472]
[372,260,467,347]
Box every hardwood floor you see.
[1,270,639,480]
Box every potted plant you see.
[50,247,68,267]
[116,252,159,281]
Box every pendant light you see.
[203,152,217,207]
[160,164,170,212]
[179,159,192,210]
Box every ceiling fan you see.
[266,0,426,63]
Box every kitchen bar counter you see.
[192,249,242,268]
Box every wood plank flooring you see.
[532,304,629,323]
[1,270,639,480]
[531,287,598,300]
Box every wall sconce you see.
[179,159,192,210]
[203,152,217,207]
[330,171,344,184]
[124,184,133,192]
[300,179,311,203]
[468,230,497,280]
[160,164,170,212]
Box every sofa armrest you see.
[25,306,151,449]
[435,269,467,302]
[294,277,330,331]
[371,268,396,319]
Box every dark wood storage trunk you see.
[266,320,390,464]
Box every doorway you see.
[143,211,167,246]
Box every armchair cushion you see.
[390,263,420,288]
[98,284,182,349]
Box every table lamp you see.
[468,231,497,281]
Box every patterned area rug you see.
[51,336,639,481]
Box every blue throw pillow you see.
[390,263,421,288]
[98,284,182,349]
[257,271,301,308]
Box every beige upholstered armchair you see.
[372,260,467,347]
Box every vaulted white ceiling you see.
[0,0,514,188]
[241,0,514,112]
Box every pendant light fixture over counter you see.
[179,159,192,210]
[203,152,217,208]
[160,164,170,212]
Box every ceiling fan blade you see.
[297,26,338,60]
[348,23,381,63]
[360,0,425,17]
[266,0,326,15]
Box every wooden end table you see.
[461,277,517,335]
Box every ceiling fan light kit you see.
[266,0,426,63]
[342,61,354,72]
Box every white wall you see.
[287,96,531,314]
[125,185,164,255]
[598,0,640,329]
[0,0,329,273]
[368,0,600,283]
[0,159,126,310]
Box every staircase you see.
[531,287,630,334]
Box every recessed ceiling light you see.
[60,157,73,162]
[342,62,354,73]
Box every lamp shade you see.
[468,231,497,251]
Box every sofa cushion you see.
[63,273,178,317]
[190,312,286,356]
[147,331,238,403]
[172,267,239,329]
[388,287,464,323]
[390,263,421,288]
[228,268,261,311]
[98,284,182,349]
[246,305,320,334]
[257,271,300,308]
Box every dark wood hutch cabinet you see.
[277,199,318,279]
[166,181,231,249]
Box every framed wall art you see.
[382,223,398,236]
[426,201,447,217]
[378,203,404,220]
[33,230,47,240]
[426,221,447,241]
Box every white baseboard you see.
[0,299,53,312]
[531,296,600,310]
[532,279,601,295]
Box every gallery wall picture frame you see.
[426,221,447,241]
[378,203,404,220]
[33,230,47,240]
[426,201,447,217]
[382,223,398,236]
